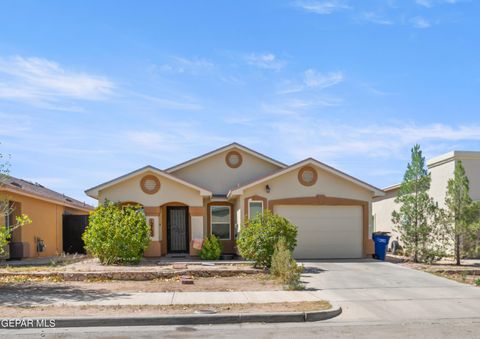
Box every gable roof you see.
[85,165,212,199]
[228,158,385,197]
[165,142,287,173]
[1,175,93,212]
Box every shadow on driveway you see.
[0,283,129,306]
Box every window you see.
[248,201,263,219]
[225,150,243,168]
[210,205,231,240]
[140,175,161,194]
[298,166,318,186]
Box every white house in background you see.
[372,151,480,242]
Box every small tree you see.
[392,144,442,263]
[444,161,480,265]
[0,148,31,256]
[237,210,297,268]
[199,235,223,260]
[271,237,304,290]
[83,201,150,265]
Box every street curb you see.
[1,306,342,329]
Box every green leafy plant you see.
[0,214,32,257]
[475,278,480,287]
[270,237,304,290]
[237,210,297,268]
[443,160,480,266]
[82,201,150,265]
[392,144,444,263]
[0,148,31,257]
[199,235,223,260]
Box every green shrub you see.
[270,237,304,290]
[237,210,297,268]
[475,278,480,287]
[199,235,223,260]
[82,201,150,265]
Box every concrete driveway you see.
[300,259,480,323]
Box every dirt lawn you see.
[392,255,480,287]
[0,273,281,293]
[0,301,331,318]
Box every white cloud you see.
[277,69,344,95]
[261,97,340,116]
[130,92,203,111]
[294,0,352,14]
[271,120,480,161]
[411,16,431,28]
[416,0,433,7]
[156,56,214,74]
[361,12,394,25]
[245,53,286,70]
[416,0,460,7]
[304,69,344,88]
[0,56,114,102]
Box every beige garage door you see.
[274,205,363,259]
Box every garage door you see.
[274,205,363,259]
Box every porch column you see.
[143,206,161,257]
[189,206,204,256]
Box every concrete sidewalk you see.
[1,291,326,307]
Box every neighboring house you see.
[1,176,93,259]
[86,143,384,259]
[372,151,480,244]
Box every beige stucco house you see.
[85,143,384,259]
[372,151,480,244]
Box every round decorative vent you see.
[298,166,318,186]
[140,175,161,194]
[225,150,243,168]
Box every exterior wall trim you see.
[243,195,268,221]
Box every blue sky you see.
[1,0,479,205]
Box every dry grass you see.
[0,300,331,318]
[0,273,281,292]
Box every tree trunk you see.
[455,234,461,266]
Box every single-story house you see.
[85,143,384,259]
[372,151,480,243]
[1,176,93,259]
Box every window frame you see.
[210,205,231,240]
[248,200,264,219]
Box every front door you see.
[167,206,189,253]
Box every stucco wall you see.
[461,158,480,201]
[429,160,456,208]
[240,164,374,234]
[373,154,480,248]
[1,191,87,258]
[372,189,399,240]
[170,148,282,194]
[98,171,203,207]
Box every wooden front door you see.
[167,206,189,253]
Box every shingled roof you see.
[1,175,93,211]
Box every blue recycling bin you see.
[372,233,390,261]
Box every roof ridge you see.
[164,142,287,172]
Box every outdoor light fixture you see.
[265,184,271,193]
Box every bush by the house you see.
[271,237,304,290]
[237,210,297,268]
[82,201,150,265]
[199,235,223,260]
